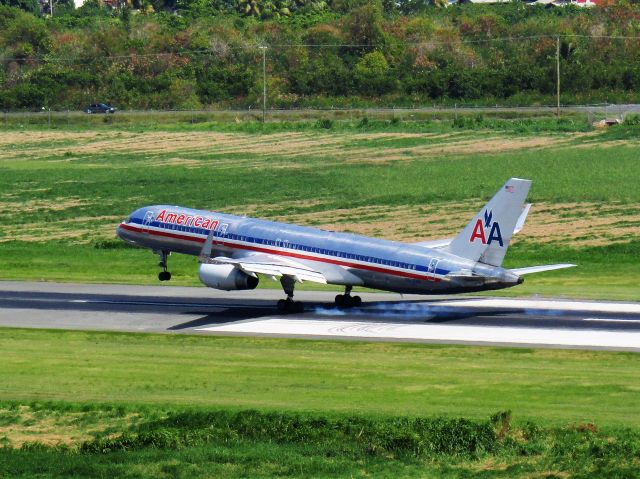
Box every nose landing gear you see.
[157,250,172,281]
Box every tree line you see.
[1,0,640,111]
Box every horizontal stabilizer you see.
[510,264,576,276]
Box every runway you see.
[1,281,639,351]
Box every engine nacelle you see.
[198,263,259,291]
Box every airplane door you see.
[142,210,154,233]
[215,223,228,246]
[428,258,439,275]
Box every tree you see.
[0,0,39,15]
[345,2,386,52]
[354,50,395,95]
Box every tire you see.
[352,296,362,307]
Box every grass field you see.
[0,329,639,478]
[1,118,639,299]
[3,329,639,425]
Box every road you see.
[4,103,640,121]
[1,281,639,351]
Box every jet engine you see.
[198,263,259,291]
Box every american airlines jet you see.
[116,178,574,313]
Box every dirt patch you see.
[0,197,87,215]
[0,406,140,448]
[0,215,120,243]
[0,130,567,165]
[0,131,101,147]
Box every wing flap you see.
[209,253,328,284]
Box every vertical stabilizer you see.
[447,178,532,267]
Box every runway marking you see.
[197,319,640,349]
[68,299,272,309]
[584,318,640,324]
[432,298,640,314]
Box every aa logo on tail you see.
[469,210,503,246]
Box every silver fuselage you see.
[116,205,521,294]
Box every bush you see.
[624,114,640,125]
[316,118,333,129]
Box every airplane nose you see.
[116,222,128,241]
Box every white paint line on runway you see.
[197,319,640,349]
[583,318,640,324]
[432,298,640,314]
[67,299,272,309]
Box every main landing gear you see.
[157,250,172,281]
[277,276,304,313]
[335,286,361,309]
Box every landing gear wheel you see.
[334,289,362,309]
[277,298,303,314]
[156,250,171,282]
[277,299,286,312]
[277,276,303,314]
[158,271,172,281]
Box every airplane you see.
[116,178,575,313]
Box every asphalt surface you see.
[6,104,640,119]
[1,281,639,351]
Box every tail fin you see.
[447,178,532,267]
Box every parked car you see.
[85,103,116,114]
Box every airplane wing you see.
[509,263,576,275]
[199,251,325,284]
[198,227,326,284]
[208,253,328,284]
[412,203,532,250]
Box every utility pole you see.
[259,45,267,122]
[556,36,560,118]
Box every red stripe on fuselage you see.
[119,223,441,283]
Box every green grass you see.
[1,329,638,426]
[3,404,640,478]
[0,330,639,478]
